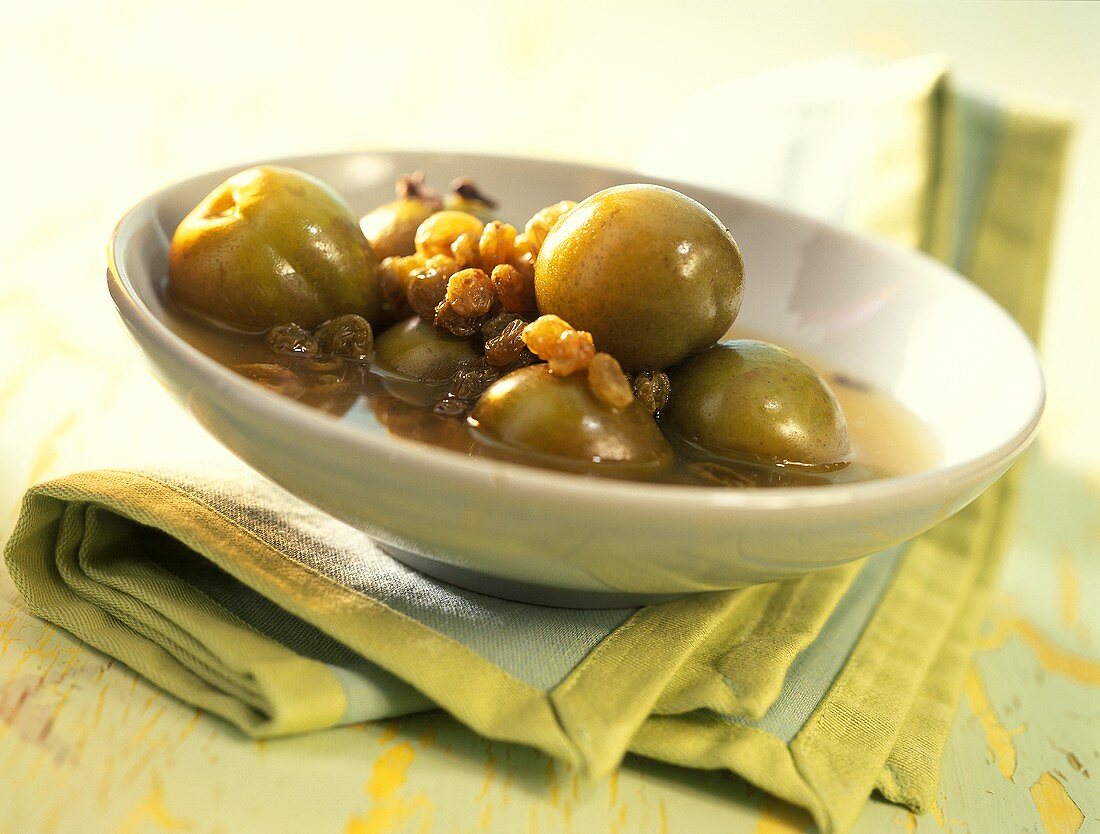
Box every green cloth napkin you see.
[3,58,1071,834]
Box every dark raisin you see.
[407,267,449,320]
[314,314,373,361]
[264,323,318,357]
[434,301,484,338]
[450,358,500,400]
[480,311,525,342]
[484,318,530,367]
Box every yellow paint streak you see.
[753,793,813,832]
[345,743,432,834]
[930,798,945,827]
[40,803,64,834]
[545,760,559,808]
[96,758,117,806]
[902,811,918,833]
[376,722,399,746]
[115,779,193,834]
[478,803,493,831]
[131,705,167,744]
[1030,772,1084,834]
[177,710,202,743]
[92,685,108,726]
[1057,550,1080,628]
[978,615,1100,685]
[658,799,669,834]
[608,770,619,806]
[476,746,496,801]
[367,742,416,800]
[344,794,432,834]
[965,664,1024,780]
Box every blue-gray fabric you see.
[143,470,906,730]
[151,472,634,693]
[724,547,904,742]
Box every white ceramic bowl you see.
[107,151,1043,606]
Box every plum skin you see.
[469,364,672,475]
[168,165,381,332]
[534,184,744,371]
[664,340,850,468]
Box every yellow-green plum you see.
[664,340,850,468]
[372,316,480,407]
[373,317,481,383]
[168,166,381,331]
[470,364,671,476]
[359,174,441,259]
[534,184,743,371]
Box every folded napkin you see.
[3,57,1072,834]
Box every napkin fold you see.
[3,57,1071,834]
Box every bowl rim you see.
[106,148,1045,512]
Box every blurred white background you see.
[2,0,1098,478]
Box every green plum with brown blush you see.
[664,340,850,468]
[470,364,672,477]
[534,184,744,371]
[168,165,381,332]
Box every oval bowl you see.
[107,151,1044,606]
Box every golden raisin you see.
[414,211,484,258]
[521,315,572,356]
[523,201,576,254]
[425,253,460,278]
[378,254,425,317]
[446,268,495,318]
[450,232,480,269]
[478,221,517,271]
[490,263,536,313]
[512,251,537,280]
[521,315,595,376]
[513,232,536,261]
[548,329,596,376]
[587,352,633,408]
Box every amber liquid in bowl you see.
[162,299,940,488]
